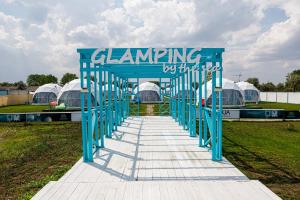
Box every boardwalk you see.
[33,116,281,200]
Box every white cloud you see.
[0,0,299,83]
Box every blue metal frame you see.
[78,48,224,162]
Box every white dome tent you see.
[237,81,260,103]
[197,78,244,107]
[57,79,96,108]
[32,83,61,104]
[132,82,161,103]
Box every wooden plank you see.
[32,116,280,200]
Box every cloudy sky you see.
[0,0,299,84]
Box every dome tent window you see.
[57,79,96,108]
[132,82,161,103]
[32,83,61,105]
[237,81,260,103]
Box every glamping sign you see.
[91,48,202,65]
[90,48,206,74]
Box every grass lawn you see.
[223,121,300,199]
[129,103,147,116]
[0,105,50,113]
[1,115,299,199]
[246,101,300,110]
[0,122,82,200]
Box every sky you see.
[0,0,299,84]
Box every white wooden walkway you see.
[33,116,281,200]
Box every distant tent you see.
[133,82,161,103]
[198,78,244,107]
[173,84,195,99]
[57,79,95,108]
[102,84,120,99]
[237,81,260,103]
[32,83,61,104]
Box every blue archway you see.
[77,48,224,162]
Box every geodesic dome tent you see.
[198,78,244,107]
[237,81,260,103]
[132,82,161,103]
[57,79,96,108]
[32,83,61,104]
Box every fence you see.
[0,94,33,106]
[260,92,300,104]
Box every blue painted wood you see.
[78,47,224,162]
[86,62,93,162]
[99,68,104,148]
[107,72,113,138]
[199,65,203,147]
[113,74,118,131]
[211,62,217,161]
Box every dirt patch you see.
[146,104,154,115]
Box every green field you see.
[0,122,82,199]
[246,101,300,110]
[1,119,299,199]
[0,105,49,113]
[223,121,300,199]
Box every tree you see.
[260,82,276,91]
[27,74,58,86]
[276,83,285,92]
[285,69,300,92]
[14,81,27,90]
[61,73,78,85]
[246,77,259,88]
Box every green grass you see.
[222,121,300,199]
[0,105,49,113]
[246,101,300,110]
[153,104,170,115]
[129,103,147,116]
[0,122,82,199]
[1,110,299,199]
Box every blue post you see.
[177,77,180,123]
[99,67,104,148]
[204,64,208,145]
[137,78,140,116]
[159,78,162,116]
[182,74,185,129]
[189,69,194,136]
[186,72,189,130]
[218,60,223,160]
[113,75,118,131]
[174,78,177,120]
[94,64,99,148]
[108,72,113,138]
[127,79,130,116]
[86,62,93,162]
[118,77,122,124]
[80,61,88,161]
[211,62,217,161]
[193,70,197,136]
[199,64,203,147]
[169,78,172,115]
